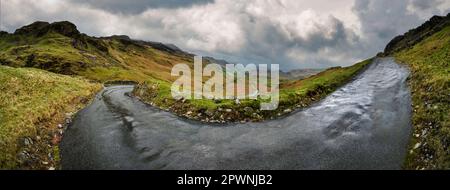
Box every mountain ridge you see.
[8,21,190,57]
[384,13,450,55]
[0,21,196,82]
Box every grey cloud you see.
[231,0,448,69]
[352,0,427,58]
[410,0,443,10]
[233,14,360,70]
[69,0,214,14]
[126,0,448,70]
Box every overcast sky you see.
[0,0,449,70]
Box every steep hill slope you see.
[0,21,193,83]
[0,65,101,169]
[384,13,450,55]
[384,13,450,169]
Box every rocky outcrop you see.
[14,21,80,37]
[13,21,50,36]
[47,21,80,37]
[0,31,9,36]
[384,13,450,55]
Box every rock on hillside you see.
[384,13,450,55]
[14,21,80,37]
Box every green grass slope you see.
[0,65,101,169]
[395,26,450,169]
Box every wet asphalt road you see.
[61,58,412,169]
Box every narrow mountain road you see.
[61,58,412,169]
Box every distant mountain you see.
[280,68,325,80]
[202,56,232,66]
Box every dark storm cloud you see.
[352,0,429,57]
[226,13,360,69]
[410,0,443,10]
[69,0,214,14]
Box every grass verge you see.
[0,65,101,169]
[395,26,450,169]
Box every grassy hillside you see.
[0,21,193,83]
[0,65,101,169]
[394,25,450,169]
